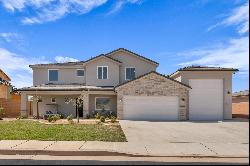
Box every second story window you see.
[97,66,108,79]
[125,67,136,80]
[76,69,85,77]
[48,69,58,81]
[51,97,56,103]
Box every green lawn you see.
[0,120,126,142]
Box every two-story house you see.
[18,48,238,121]
[0,69,21,117]
[0,69,11,99]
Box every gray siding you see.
[85,58,120,86]
[108,51,157,83]
[33,67,86,86]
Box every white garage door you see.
[189,79,223,121]
[123,96,179,121]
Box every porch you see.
[19,86,117,119]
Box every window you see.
[76,69,84,77]
[48,69,58,81]
[97,66,108,79]
[125,67,136,80]
[51,98,56,103]
[95,97,112,110]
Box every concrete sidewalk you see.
[0,140,248,157]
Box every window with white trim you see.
[95,97,111,110]
[125,67,136,80]
[97,66,108,79]
[51,98,56,103]
[76,69,84,77]
[48,69,58,81]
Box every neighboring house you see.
[0,69,21,117]
[232,90,249,119]
[18,48,238,121]
[0,69,11,99]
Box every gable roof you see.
[115,71,191,89]
[106,48,159,66]
[0,69,11,81]
[170,66,239,77]
[84,54,122,65]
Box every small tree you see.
[65,91,86,123]
[0,105,5,120]
[33,95,42,119]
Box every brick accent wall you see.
[115,72,189,120]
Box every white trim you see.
[51,97,56,103]
[95,97,112,110]
[48,69,59,82]
[76,69,85,77]
[97,66,108,80]
[125,67,136,80]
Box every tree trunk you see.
[36,101,39,120]
[76,98,79,123]
[76,104,79,123]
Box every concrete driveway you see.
[119,119,249,157]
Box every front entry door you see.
[76,99,83,118]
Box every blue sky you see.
[0,0,249,92]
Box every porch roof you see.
[17,84,115,92]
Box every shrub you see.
[86,114,90,119]
[47,115,60,123]
[67,114,73,121]
[0,105,5,120]
[110,116,117,123]
[96,121,101,125]
[53,115,61,121]
[59,114,65,119]
[48,115,53,122]
[100,116,105,123]
[16,115,27,120]
[95,113,101,119]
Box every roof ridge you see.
[0,69,11,81]
[115,71,191,89]
[105,48,159,65]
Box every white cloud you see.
[55,56,79,63]
[0,32,22,43]
[180,1,249,75]
[208,1,249,34]
[1,0,143,24]
[108,0,142,15]
[179,37,249,75]
[1,0,108,24]
[0,48,81,87]
[0,47,49,88]
[0,32,26,50]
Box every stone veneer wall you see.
[115,73,189,120]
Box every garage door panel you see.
[189,79,223,121]
[123,96,179,121]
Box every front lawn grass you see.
[0,120,126,142]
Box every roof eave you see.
[106,48,159,66]
[115,71,191,90]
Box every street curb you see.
[0,150,248,158]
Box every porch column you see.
[20,93,28,117]
[83,93,89,115]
